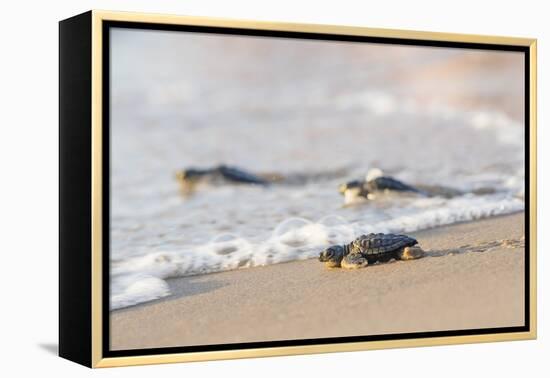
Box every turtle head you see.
[339,180,370,205]
[319,245,345,268]
[176,168,211,195]
[339,180,363,195]
[176,168,210,183]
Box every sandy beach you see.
[110,212,525,350]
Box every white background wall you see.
[0,0,547,376]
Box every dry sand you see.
[110,213,525,350]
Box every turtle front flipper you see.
[341,253,369,269]
[396,246,425,260]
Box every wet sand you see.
[110,213,525,350]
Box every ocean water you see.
[109,29,525,310]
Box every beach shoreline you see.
[110,212,525,351]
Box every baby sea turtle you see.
[318,233,424,269]
[176,165,270,194]
[338,168,426,205]
[176,165,351,195]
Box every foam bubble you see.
[317,215,348,226]
[272,217,311,236]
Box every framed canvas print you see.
[59,10,537,368]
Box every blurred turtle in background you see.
[176,165,271,194]
[338,168,427,205]
[338,168,494,206]
[176,164,350,196]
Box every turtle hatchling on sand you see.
[318,233,424,269]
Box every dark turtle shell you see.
[217,165,269,185]
[366,176,423,194]
[350,233,417,256]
